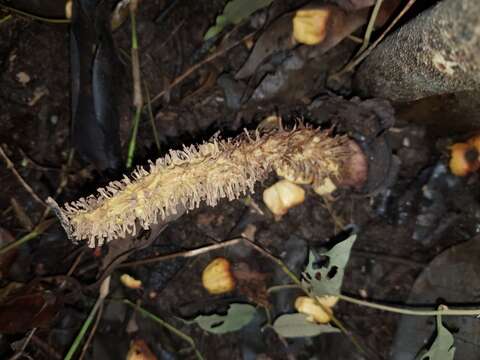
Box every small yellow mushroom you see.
[65,0,72,19]
[449,142,479,176]
[126,339,157,360]
[120,274,142,289]
[467,134,480,154]
[295,295,338,324]
[295,296,330,323]
[316,295,339,308]
[202,258,236,295]
[313,177,337,196]
[263,180,305,216]
[293,9,330,45]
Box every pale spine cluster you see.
[48,127,352,247]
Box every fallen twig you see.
[334,0,417,77]
[144,84,161,152]
[357,0,384,55]
[8,328,37,360]
[119,238,242,268]
[0,145,46,207]
[0,4,70,24]
[150,31,255,104]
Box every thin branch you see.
[119,238,242,268]
[126,107,142,168]
[0,4,70,24]
[144,84,161,152]
[0,14,12,24]
[335,0,417,76]
[8,328,37,360]
[338,294,480,317]
[40,148,74,221]
[0,145,46,207]
[150,31,255,104]
[357,0,384,55]
[267,285,480,317]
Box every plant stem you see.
[126,107,141,168]
[243,238,367,356]
[150,31,255,104]
[267,284,301,293]
[357,0,384,55]
[124,300,205,360]
[0,145,47,207]
[0,4,70,24]
[126,0,143,169]
[337,294,480,316]
[0,14,12,24]
[144,84,161,152]
[268,285,480,317]
[0,218,55,255]
[64,298,103,360]
[335,0,417,76]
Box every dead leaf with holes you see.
[301,232,356,296]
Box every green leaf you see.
[416,314,456,360]
[193,303,257,334]
[272,313,340,338]
[301,233,356,297]
[204,0,274,40]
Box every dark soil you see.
[1,1,479,359]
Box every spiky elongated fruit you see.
[48,126,365,247]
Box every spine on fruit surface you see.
[47,126,355,247]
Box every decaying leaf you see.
[204,0,274,40]
[234,262,270,307]
[416,313,456,360]
[0,284,60,333]
[273,313,340,338]
[302,232,356,296]
[193,303,257,334]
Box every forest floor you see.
[1,1,479,359]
